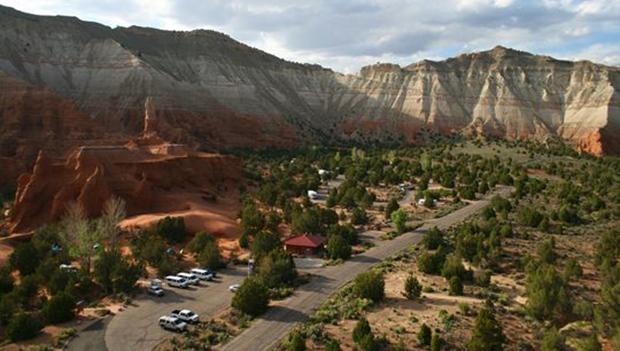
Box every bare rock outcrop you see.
[8,140,242,234]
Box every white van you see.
[190,268,214,281]
[165,275,189,288]
[176,272,200,285]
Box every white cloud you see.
[1,0,619,71]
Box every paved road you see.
[219,186,512,351]
[67,266,247,351]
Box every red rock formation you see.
[8,141,242,234]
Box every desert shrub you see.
[391,209,407,234]
[6,312,42,341]
[540,327,565,351]
[287,331,306,351]
[475,270,492,288]
[10,241,40,276]
[441,254,470,281]
[449,276,464,296]
[423,227,445,250]
[357,333,379,351]
[352,317,371,344]
[418,323,432,346]
[431,333,443,351]
[385,198,400,218]
[468,302,506,351]
[404,275,422,300]
[231,277,269,317]
[526,263,571,321]
[517,206,544,227]
[537,238,557,264]
[351,208,369,225]
[418,248,447,275]
[44,292,75,324]
[354,271,384,303]
[0,266,14,294]
[0,294,18,325]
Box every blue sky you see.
[2,0,619,73]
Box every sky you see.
[2,0,619,73]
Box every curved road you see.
[219,186,512,351]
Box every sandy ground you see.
[119,190,243,255]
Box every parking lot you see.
[68,265,248,351]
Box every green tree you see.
[352,317,371,344]
[354,271,384,303]
[418,323,432,346]
[6,313,42,341]
[44,291,75,324]
[537,238,557,264]
[326,235,351,260]
[61,202,100,274]
[95,197,126,246]
[468,303,506,351]
[15,275,39,306]
[231,277,269,317]
[10,242,40,276]
[404,275,422,300]
[391,209,407,234]
[198,240,223,270]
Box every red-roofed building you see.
[284,234,326,256]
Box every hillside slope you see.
[0,5,619,185]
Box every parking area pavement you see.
[67,265,247,351]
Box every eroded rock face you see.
[8,140,242,234]
[0,5,619,190]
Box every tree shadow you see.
[261,305,308,323]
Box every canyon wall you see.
[1,5,619,190]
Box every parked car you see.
[228,284,240,292]
[204,268,217,278]
[148,282,164,296]
[165,275,189,288]
[190,268,214,281]
[171,309,199,324]
[176,272,200,285]
[158,316,187,332]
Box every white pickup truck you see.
[171,309,199,324]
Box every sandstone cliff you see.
[8,137,242,234]
[0,4,619,184]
